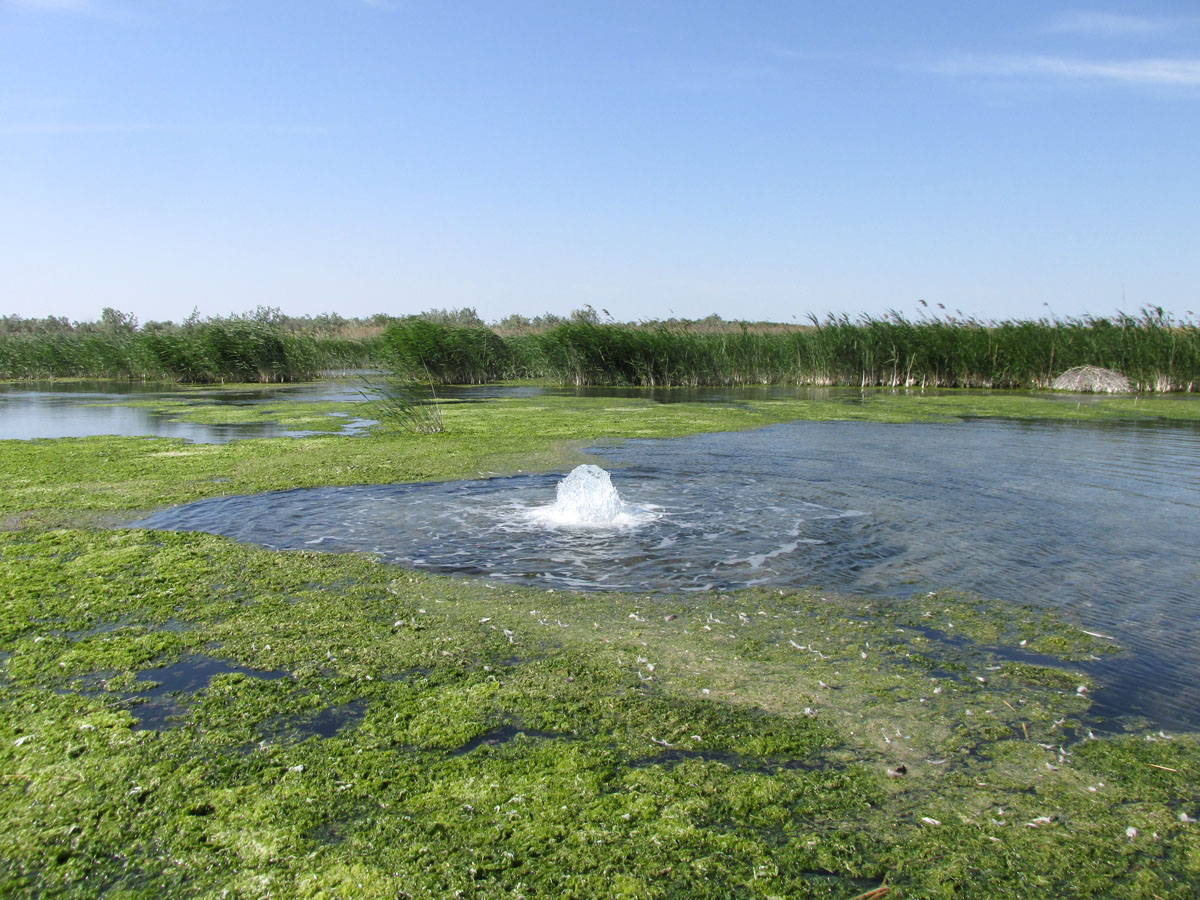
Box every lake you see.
[5,381,1198,730]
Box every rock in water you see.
[1051,366,1133,393]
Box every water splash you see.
[524,465,656,528]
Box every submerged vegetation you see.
[2,524,1197,898]
[3,375,1200,896]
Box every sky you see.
[1,1,1198,326]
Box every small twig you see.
[1148,764,1179,773]
[848,883,890,900]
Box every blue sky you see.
[2,1,1197,325]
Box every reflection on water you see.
[0,381,834,441]
[135,416,1200,730]
[4,379,1187,440]
[0,382,372,442]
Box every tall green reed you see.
[379,311,1198,391]
[0,316,385,382]
[358,374,445,434]
[5,308,1195,390]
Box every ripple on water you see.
[133,417,1200,729]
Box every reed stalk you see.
[358,374,445,434]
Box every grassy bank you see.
[2,392,1199,897]
[383,311,1200,391]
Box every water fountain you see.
[524,464,654,528]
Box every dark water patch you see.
[449,724,561,756]
[134,654,287,695]
[118,654,289,731]
[1082,657,1200,731]
[303,699,369,738]
[907,622,1095,670]
[259,698,369,743]
[910,621,1200,733]
[63,617,190,642]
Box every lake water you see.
[0,381,371,442]
[5,382,1198,730]
[0,381,817,442]
[135,414,1200,731]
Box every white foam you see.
[524,464,658,529]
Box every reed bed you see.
[6,308,1196,390]
[381,310,1198,392]
[0,318,384,382]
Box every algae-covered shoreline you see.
[2,387,1198,898]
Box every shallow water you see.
[135,416,1200,729]
[0,381,825,441]
[0,379,1165,441]
[0,382,372,442]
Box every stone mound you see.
[1051,365,1133,393]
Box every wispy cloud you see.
[1042,11,1183,37]
[932,53,1200,87]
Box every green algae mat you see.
[2,388,1199,898]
